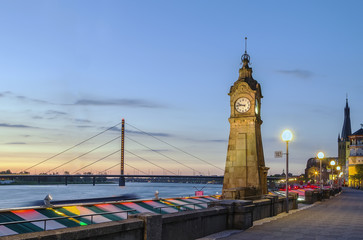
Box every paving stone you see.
[214,188,363,240]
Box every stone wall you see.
[162,207,228,240]
[305,187,342,204]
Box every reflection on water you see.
[0,182,222,209]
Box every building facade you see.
[348,128,363,187]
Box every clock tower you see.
[222,41,269,199]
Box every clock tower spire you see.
[222,38,269,200]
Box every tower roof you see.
[237,37,259,91]
[352,127,363,136]
[341,97,352,141]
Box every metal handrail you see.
[0,209,134,231]
[154,202,207,213]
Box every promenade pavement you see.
[202,188,363,240]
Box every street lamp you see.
[317,152,325,190]
[281,129,293,213]
[330,160,336,189]
[337,166,341,188]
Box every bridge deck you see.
[215,188,363,240]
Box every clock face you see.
[235,97,251,113]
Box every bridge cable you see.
[22,122,121,172]
[72,149,121,174]
[126,136,203,175]
[126,123,224,171]
[125,149,177,175]
[46,135,121,174]
[102,162,148,175]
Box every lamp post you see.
[282,129,293,213]
[336,166,341,188]
[330,160,336,189]
[317,152,325,190]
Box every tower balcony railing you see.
[349,143,363,147]
[349,152,363,156]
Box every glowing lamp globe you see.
[336,166,341,171]
[317,152,325,159]
[281,130,293,142]
[330,160,336,166]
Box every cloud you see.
[15,94,51,104]
[0,91,12,97]
[107,126,121,132]
[276,69,313,79]
[73,99,164,108]
[0,92,164,109]
[5,142,26,145]
[76,125,93,129]
[0,91,52,104]
[0,123,38,129]
[43,110,69,120]
[74,119,91,123]
[46,110,67,115]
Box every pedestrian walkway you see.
[204,188,363,240]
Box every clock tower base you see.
[222,117,269,200]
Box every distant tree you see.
[82,172,93,183]
[351,175,357,187]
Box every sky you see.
[0,0,362,176]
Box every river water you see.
[0,183,222,210]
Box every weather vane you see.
[241,36,250,64]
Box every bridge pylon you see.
[119,118,125,186]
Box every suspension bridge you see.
[1,119,224,186]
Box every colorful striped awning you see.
[0,195,220,237]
